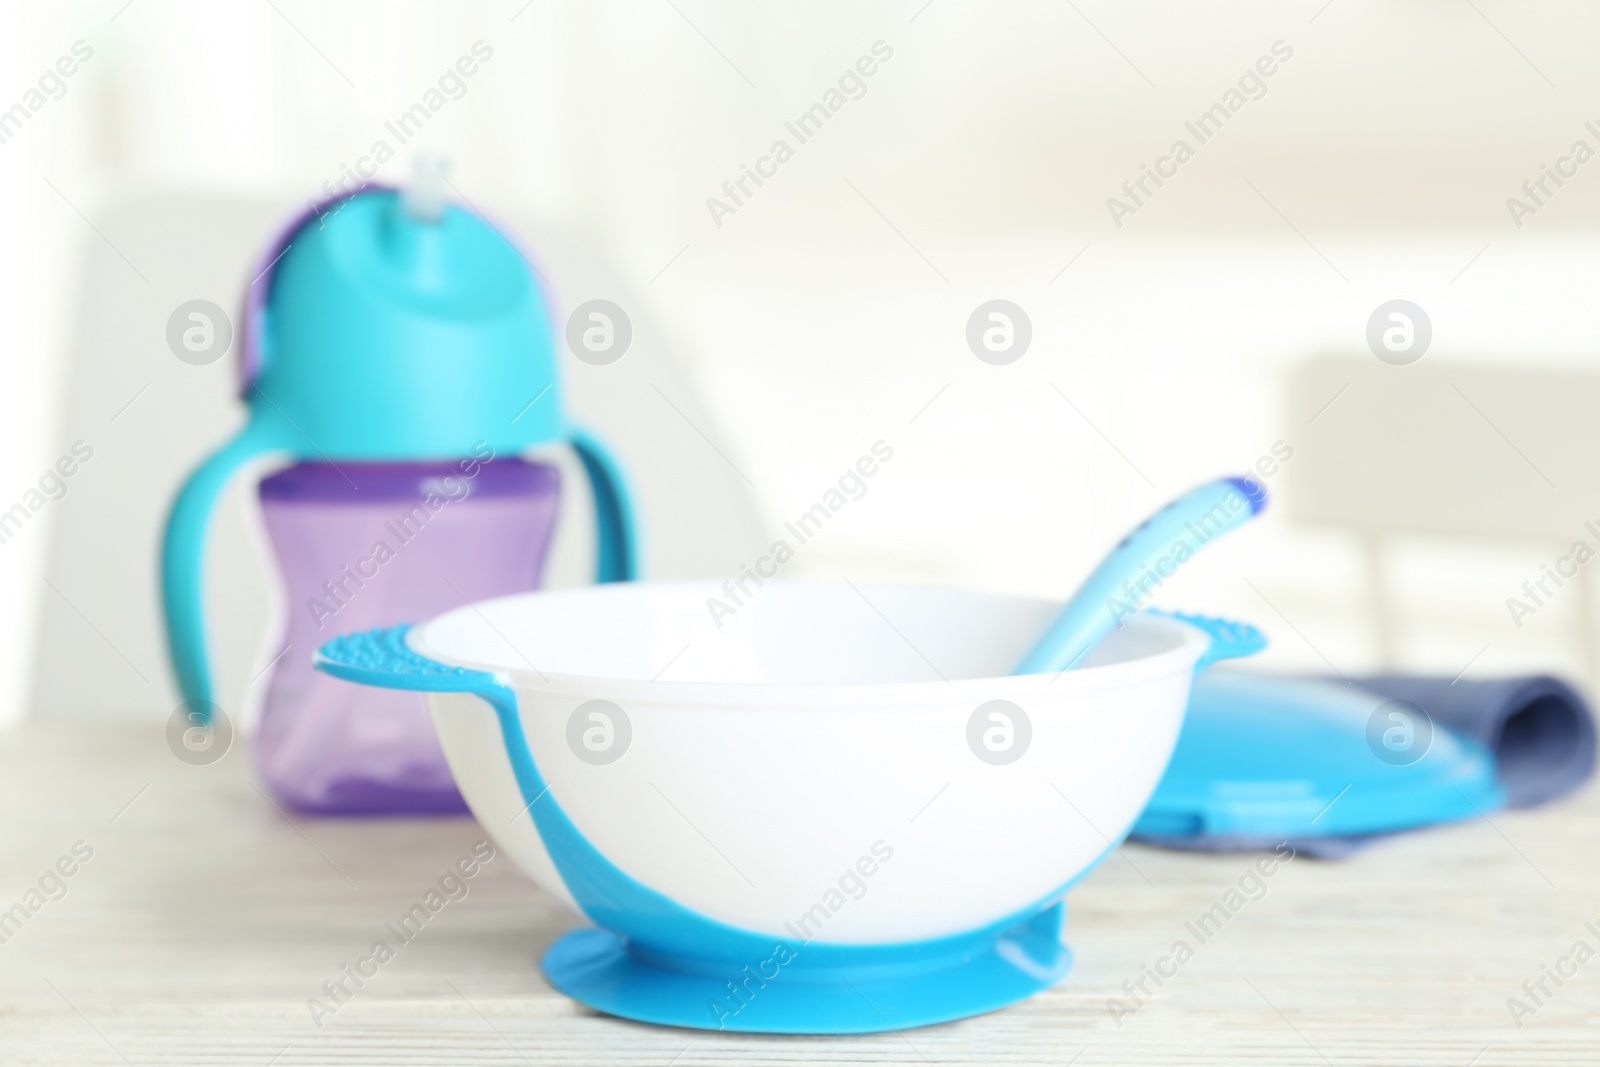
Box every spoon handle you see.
[1012,476,1266,675]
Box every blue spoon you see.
[1013,476,1267,675]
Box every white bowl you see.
[319,580,1208,1032]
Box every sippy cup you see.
[160,170,637,813]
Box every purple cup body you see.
[254,458,559,814]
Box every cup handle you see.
[161,414,288,710]
[567,424,638,583]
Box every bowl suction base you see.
[542,903,1073,1034]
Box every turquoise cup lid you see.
[240,183,562,459]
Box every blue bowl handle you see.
[313,624,507,696]
[1147,610,1267,671]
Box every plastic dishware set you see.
[159,167,1589,1033]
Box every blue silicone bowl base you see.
[541,903,1074,1034]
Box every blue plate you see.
[1136,670,1505,842]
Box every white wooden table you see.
[3,718,1595,1065]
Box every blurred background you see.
[6,0,1600,726]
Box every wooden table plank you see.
[1,719,1595,1065]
